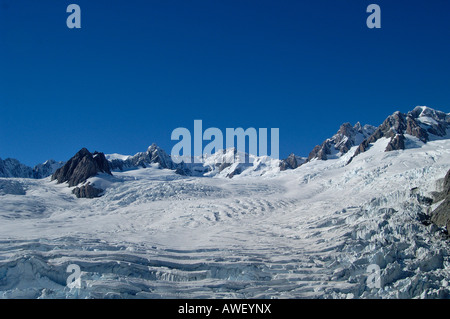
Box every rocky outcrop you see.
[307,143,329,162]
[385,134,406,152]
[349,107,450,163]
[72,183,104,199]
[174,161,191,176]
[405,116,428,142]
[307,122,375,162]
[431,169,450,231]
[352,112,408,159]
[409,106,449,137]
[51,148,112,187]
[280,153,306,171]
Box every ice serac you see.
[349,106,450,163]
[306,122,376,162]
[51,148,112,187]
[109,143,174,171]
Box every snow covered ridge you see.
[84,106,450,179]
[306,106,450,164]
[1,106,448,181]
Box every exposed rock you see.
[279,153,306,171]
[406,116,428,142]
[431,169,450,231]
[410,106,450,137]
[72,183,104,199]
[431,200,450,231]
[385,134,406,152]
[217,162,232,172]
[52,148,112,187]
[307,143,330,161]
[349,107,449,163]
[226,166,241,179]
[307,122,375,162]
[175,161,191,176]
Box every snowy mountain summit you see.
[0,158,63,179]
[108,143,175,171]
[307,122,376,162]
[351,106,450,161]
[306,106,450,165]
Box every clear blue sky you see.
[1,0,449,166]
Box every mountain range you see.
[2,106,448,182]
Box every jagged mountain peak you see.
[279,153,306,171]
[349,106,449,163]
[0,157,64,179]
[300,106,449,167]
[108,144,174,171]
[33,159,65,179]
[0,157,34,178]
[410,105,449,119]
[51,148,111,187]
[306,121,376,162]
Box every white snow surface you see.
[0,137,450,299]
[105,153,131,161]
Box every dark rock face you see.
[307,122,375,162]
[349,107,449,163]
[52,148,112,187]
[280,153,306,171]
[307,143,330,162]
[409,106,449,137]
[431,169,450,231]
[226,167,241,179]
[406,116,428,142]
[72,183,104,198]
[353,112,408,158]
[385,134,406,152]
[175,161,191,176]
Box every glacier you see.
[0,134,449,299]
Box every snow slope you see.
[0,133,449,299]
